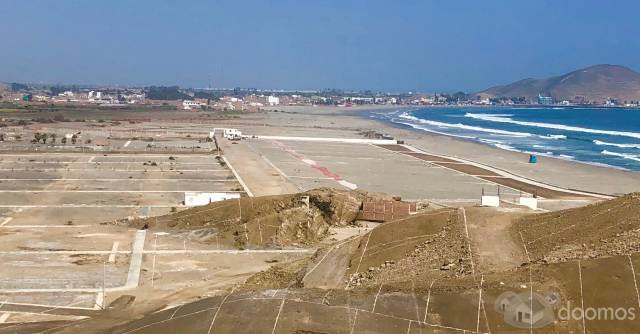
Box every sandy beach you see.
[221,105,640,198]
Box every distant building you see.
[267,95,280,106]
[182,100,203,110]
[537,94,553,105]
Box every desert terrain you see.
[0,105,638,333]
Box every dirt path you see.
[301,237,359,289]
[464,207,529,273]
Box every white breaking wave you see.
[394,121,478,140]
[540,134,567,140]
[398,112,533,137]
[601,150,640,162]
[465,113,640,139]
[593,140,640,149]
[493,143,518,151]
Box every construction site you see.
[0,108,638,334]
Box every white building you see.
[182,100,203,110]
[267,95,280,106]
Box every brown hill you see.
[511,192,640,262]
[128,188,367,249]
[477,64,640,103]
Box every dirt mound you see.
[513,192,640,262]
[347,210,473,289]
[298,208,473,289]
[129,188,368,248]
[240,258,309,291]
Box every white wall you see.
[481,195,500,207]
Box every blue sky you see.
[1,0,639,92]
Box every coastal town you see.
[2,74,640,112]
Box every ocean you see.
[368,106,640,171]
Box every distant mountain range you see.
[476,64,640,103]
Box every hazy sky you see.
[2,0,639,92]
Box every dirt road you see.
[464,206,529,272]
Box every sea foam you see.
[601,150,640,162]
[465,113,640,139]
[593,140,640,149]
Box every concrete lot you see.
[243,139,520,205]
[0,150,300,325]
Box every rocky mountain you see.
[476,64,640,103]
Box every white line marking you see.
[0,205,179,208]
[0,168,229,172]
[94,292,104,310]
[271,298,286,334]
[0,313,10,323]
[372,284,383,312]
[337,179,358,190]
[108,242,119,263]
[87,156,95,163]
[170,304,184,319]
[0,249,313,256]
[423,280,436,323]
[0,190,243,193]
[0,301,95,311]
[349,309,358,334]
[476,275,484,334]
[123,140,131,148]
[303,237,355,282]
[3,225,92,228]
[460,208,475,276]
[125,230,146,289]
[519,231,531,262]
[254,135,396,145]
[354,232,373,274]
[405,320,411,334]
[578,260,586,334]
[410,280,420,321]
[222,156,253,197]
[151,235,158,287]
[0,178,235,181]
[0,217,12,226]
[207,288,235,334]
[629,255,640,310]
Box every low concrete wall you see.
[481,195,500,207]
[518,197,538,210]
[253,135,397,145]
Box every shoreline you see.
[368,110,633,173]
[266,105,640,195]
